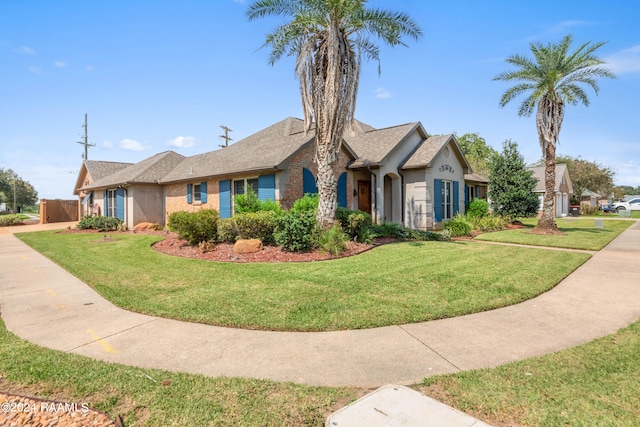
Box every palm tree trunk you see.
[533,96,562,234]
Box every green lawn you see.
[0,319,354,426]
[421,320,640,426]
[17,231,589,331]
[474,218,633,250]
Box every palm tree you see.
[247,0,422,228]
[494,34,614,233]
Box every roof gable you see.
[527,164,573,193]
[73,160,133,194]
[401,134,470,172]
[347,122,424,168]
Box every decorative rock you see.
[133,222,161,231]
[233,239,263,254]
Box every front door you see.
[358,180,371,214]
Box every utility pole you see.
[76,113,95,159]
[219,125,233,148]
[12,172,17,214]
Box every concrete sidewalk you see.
[1,221,639,388]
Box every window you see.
[187,182,207,204]
[233,178,258,196]
[194,184,201,202]
[107,189,117,218]
[441,180,453,220]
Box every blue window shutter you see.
[115,188,125,221]
[258,174,276,202]
[302,168,318,195]
[219,180,231,218]
[464,185,469,207]
[453,181,460,215]
[104,191,108,216]
[200,181,208,203]
[337,172,347,208]
[434,179,443,223]
[186,184,192,204]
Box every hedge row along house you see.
[74,117,489,230]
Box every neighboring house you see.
[78,151,184,225]
[527,164,573,217]
[581,189,601,208]
[74,160,133,218]
[74,117,479,230]
[463,172,489,206]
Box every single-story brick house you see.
[74,117,485,230]
[74,159,133,218]
[527,164,573,217]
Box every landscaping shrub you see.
[291,193,319,212]
[234,211,277,244]
[403,229,449,242]
[234,187,282,214]
[442,213,473,237]
[467,198,489,218]
[217,218,238,243]
[580,204,599,216]
[336,207,373,242]
[77,215,122,231]
[469,215,511,232]
[0,214,24,226]
[371,221,405,239]
[273,209,317,252]
[315,223,349,256]
[168,209,219,245]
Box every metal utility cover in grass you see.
[325,384,490,426]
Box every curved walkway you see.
[1,221,639,387]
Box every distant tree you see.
[494,35,615,234]
[456,132,498,177]
[489,140,539,219]
[615,185,640,198]
[15,179,38,210]
[0,168,38,212]
[551,155,615,204]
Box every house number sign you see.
[439,164,455,174]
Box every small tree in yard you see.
[489,140,539,219]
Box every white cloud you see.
[166,136,198,148]
[605,45,640,74]
[53,61,67,68]
[17,46,36,55]
[375,87,391,99]
[120,138,151,152]
[103,140,113,149]
[28,66,42,75]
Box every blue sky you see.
[1,0,639,199]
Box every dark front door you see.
[358,180,371,214]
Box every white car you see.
[612,198,640,211]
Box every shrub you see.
[77,215,122,231]
[234,187,282,214]
[0,214,25,226]
[273,209,317,252]
[168,209,219,245]
[217,218,238,243]
[336,207,372,242]
[315,223,349,257]
[442,213,473,237]
[580,204,599,216]
[469,214,511,232]
[291,193,319,212]
[467,198,489,218]
[371,221,405,239]
[234,211,277,244]
[403,229,448,242]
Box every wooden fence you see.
[39,199,79,224]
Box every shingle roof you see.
[160,118,316,183]
[74,160,133,194]
[527,164,571,193]
[464,172,489,183]
[346,122,421,168]
[83,151,184,190]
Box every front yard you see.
[16,230,590,331]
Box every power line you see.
[76,113,95,159]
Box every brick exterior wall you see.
[280,141,354,210]
[165,179,220,223]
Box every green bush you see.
[467,198,489,218]
[217,218,238,243]
[469,214,511,232]
[168,209,219,246]
[273,209,317,252]
[315,223,349,257]
[77,215,122,231]
[234,187,282,214]
[291,193,319,212]
[234,211,278,244]
[336,207,373,242]
[403,229,448,242]
[0,214,24,226]
[442,213,473,237]
[370,221,405,239]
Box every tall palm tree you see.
[494,34,614,233]
[247,0,422,227]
